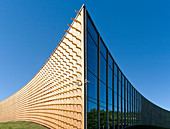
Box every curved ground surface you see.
[125,125,170,129]
[0,121,48,129]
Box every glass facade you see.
[85,9,170,129]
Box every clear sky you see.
[0,0,170,110]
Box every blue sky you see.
[0,0,170,110]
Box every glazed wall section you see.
[86,10,170,129]
[0,7,84,129]
[141,96,170,128]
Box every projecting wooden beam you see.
[75,10,81,15]
[67,24,81,33]
[71,18,81,24]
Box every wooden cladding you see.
[0,6,85,129]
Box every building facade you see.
[0,5,170,129]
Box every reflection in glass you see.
[87,71,97,100]
[109,54,113,69]
[87,33,98,76]
[114,75,118,94]
[100,54,106,83]
[100,82,106,108]
[108,66,113,128]
[87,16,98,44]
[100,39,107,59]
[114,64,118,76]
[88,101,97,129]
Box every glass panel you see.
[119,78,121,97]
[108,67,113,89]
[87,71,97,101]
[100,108,107,129]
[100,83,107,129]
[131,87,133,125]
[100,39,107,59]
[109,54,113,69]
[115,93,117,107]
[87,33,98,76]
[119,97,121,127]
[100,53,106,83]
[87,16,98,44]
[87,101,97,129]
[114,64,118,76]
[119,70,121,82]
[108,88,113,110]
[122,77,124,99]
[108,88,113,128]
[114,75,118,94]
[114,106,118,128]
[119,96,121,110]
[100,82,106,108]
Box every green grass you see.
[0,121,48,129]
[125,125,170,129]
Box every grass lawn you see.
[125,125,170,129]
[0,121,48,129]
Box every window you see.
[100,81,107,129]
[87,101,97,129]
[114,75,118,94]
[109,54,113,69]
[87,15,98,129]
[87,71,98,129]
[100,82,106,108]
[87,33,98,76]
[114,64,118,76]
[108,65,113,128]
[108,67,113,89]
[87,16,98,44]
[100,54,106,83]
[108,88,113,128]
[87,71,97,101]
[100,39,107,59]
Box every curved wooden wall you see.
[0,6,85,129]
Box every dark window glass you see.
[127,82,129,102]
[114,106,118,127]
[87,33,98,76]
[123,98,124,111]
[87,16,98,44]
[87,14,98,129]
[114,64,118,76]
[119,96,121,126]
[100,109,107,129]
[125,100,128,126]
[128,83,131,93]
[87,71,97,101]
[114,75,118,94]
[119,79,121,97]
[109,54,113,69]
[87,101,97,129]
[100,82,106,108]
[87,71,98,128]
[100,79,107,129]
[122,79,124,99]
[129,101,131,125]
[100,54,106,83]
[115,93,117,107]
[128,87,131,103]
[108,88,113,110]
[100,39,107,59]
[108,67,113,89]
[119,70,121,82]
[131,87,133,125]
[119,96,121,110]
[108,88,113,128]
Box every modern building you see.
[0,5,170,129]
